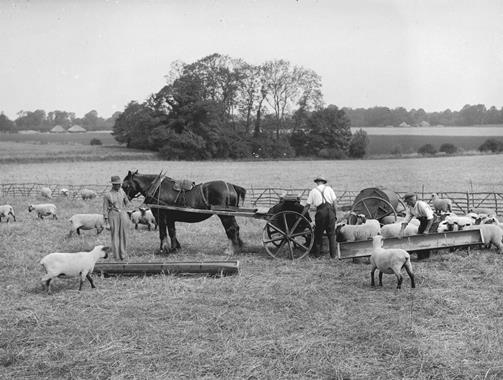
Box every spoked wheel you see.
[262,211,314,260]
[350,196,398,224]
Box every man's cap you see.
[403,192,416,200]
[111,175,122,184]
[314,175,327,183]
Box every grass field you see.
[1,148,503,378]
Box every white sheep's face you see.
[437,221,452,233]
[372,235,383,248]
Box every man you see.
[103,175,131,260]
[398,192,435,259]
[302,175,337,258]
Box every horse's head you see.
[122,170,141,200]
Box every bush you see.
[479,138,503,153]
[348,129,369,158]
[418,144,437,155]
[439,143,458,154]
[90,138,102,145]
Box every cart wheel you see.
[262,211,314,260]
[350,196,397,224]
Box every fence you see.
[2,183,502,215]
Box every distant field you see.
[0,131,118,145]
[353,125,503,136]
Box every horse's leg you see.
[157,215,169,254]
[218,215,242,255]
[167,220,181,252]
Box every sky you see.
[1,0,502,119]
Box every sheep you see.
[40,245,110,293]
[469,207,496,218]
[127,208,157,230]
[370,235,415,289]
[0,204,16,223]
[69,214,106,236]
[381,219,419,239]
[40,187,53,199]
[465,224,503,253]
[335,217,381,242]
[444,213,474,230]
[381,215,406,225]
[80,189,98,200]
[60,188,69,197]
[28,203,57,219]
[431,193,452,214]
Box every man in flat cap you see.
[399,192,435,259]
[303,175,337,258]
[103,175,131,260]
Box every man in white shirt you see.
[302,175,337,258]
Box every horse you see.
[122,170,246,255]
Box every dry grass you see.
[1,195,503,379]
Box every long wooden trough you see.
[93,261,240,276]
[337,230,485,260]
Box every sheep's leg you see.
[370,266,377,287]
[395,272,403,289]
[404,263,416,288]
[53,214,57,220]
[86,274,96,288]
[41,277,52,294]
[76,227,81,236]
[379,271,383,287]
[135,223,138,230]
[97,226,103,235]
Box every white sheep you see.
[431,193,452,214]
[465,224,503,253]
[28,204,57,219]
[335,217,381,242]
[127,208,157,230]
[445,213,474,230]
[0,204,16,223]
[60,188,69,197]
[370,235,415,289]
[381,219,419,239]
[40,245,110,293]
[80,189,98,200]
[40,187,53,199]
[469,208,496,218]
[69,214,106,236]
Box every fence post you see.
[466,192,470,213]
[495,192,498,215]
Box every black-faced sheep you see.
[60,188,69,197]
[80,189,98,200]
[0,204,16,222]
[431,193,452,214]
[28,204,57,219]
[370,235,415,289]
[127,208,157,230]
[465,224,503,253]
[40,245,110,293]
[69,214,106,236]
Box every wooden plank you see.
[337,229,485,260]
[145,203,264,218]
[93,260,240,276]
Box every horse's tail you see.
[232,184,246,207]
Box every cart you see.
[350,186,406,224]
[143,194,314,260]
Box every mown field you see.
[1,146,503,379]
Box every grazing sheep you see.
[28,204,57,219]
[40,187,53,199]
[80,189,98,200]
[431,193,452,214]
[370,235,415,289]
[69,214,106,236]
[381,219,419,239]
[465,224,503,253]
[40,245,110,293]
[60,188,69,197]
[0,205,16,222]
[335,216,381,242]
[127,208,157,230]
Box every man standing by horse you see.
[103,175,131,260]
[302,175,337,258]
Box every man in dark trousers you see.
[302,175,337,258]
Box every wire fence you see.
[2,182,502,215]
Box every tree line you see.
[0,110,118,132]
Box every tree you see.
[0,112,15,132]
[439,143,458,154]
[348,129,369,158]
[112,101,161,148]
[479,138,503,153]
[418,144,437,155]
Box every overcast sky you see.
[1,0,502,119]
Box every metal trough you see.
[337,230,485,260]
[93,260,240,276]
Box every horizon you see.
[1,0,502,120]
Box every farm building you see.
[68,125,86,133]
[50,125,66,133]
[417,120,431,127]
[399,122,411,127]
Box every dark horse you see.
[122,170,246,254]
